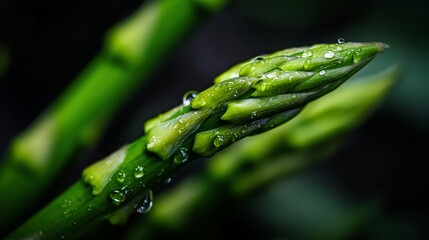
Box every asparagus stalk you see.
[0,0,226,231]
[125,67,398,239]
[9,42,386,239]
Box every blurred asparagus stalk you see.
[9,42,386,239]
[0,0,226,232]
[124,67,398,239]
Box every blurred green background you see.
[0,0,427,239]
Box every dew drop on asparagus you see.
[214,134,225,147]
[174,147,189,165]
[110,190,126,205]
[164,177,172,184]
[134,166,144,178]
[136,190,153,214]
[302,50,313,58]
[182,90,199,106]
[324,51,335,59]
[116,171,126,183]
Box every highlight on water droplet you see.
[241,125,248,134]
[353,48,363,62]
[337,38,345,44]
[110,190,126,205]
[324,51,335,59]
[214,134,225,148]
[174,147,189,165]
[250,111,258,119]
[232,132,239,142]
[319,70,326,76]
[61,199,72,217]
[61,199,72,208]
[164,177,172,184]
[304,59,312,69]
[116,171,126,183]
[134,166,144,178]
[253,56,264,62]
[136,190,153,214]
[301,49,313,58]
[182,90,199,106]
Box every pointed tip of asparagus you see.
[375,42,390,50]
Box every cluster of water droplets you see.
[300,38,348,70]
[61,199,72,217]
[108,165,148,206]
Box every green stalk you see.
[125,67,398,239]
[9,42,386,239]
[0,0,225,232]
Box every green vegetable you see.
[9,42,386,239]
[0,0,225,231]
[125,67,398,239]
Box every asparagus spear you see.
[0,0,225,231]
[9,42,387,239]
[125,67,398,239]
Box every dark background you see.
[1,0,428,239]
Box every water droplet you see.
[157,169,165,177]
[174,147,189,165]
[304,59,312,69]
[250,111,258,119]
[116,171,126,183]
[110,190,126,205]
[337,38,345,44]
[241,125,248,134]
[253,57,264,62]
[232,132,239,142]
[182,91,199,106]
[324,51,335,59]
[137,190,153,214]
[134,166,144,178]
[353,48,363,62]
[87,204,92,211]
[214,134,225,148]
[61,199,71,208]
[301,50,313,58]
[164,177,172,183]
[319,70,326,76]
[61,200,73,217]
